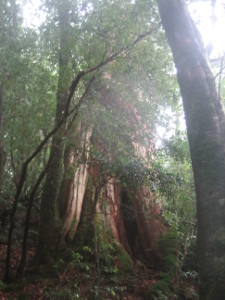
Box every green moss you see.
[145,275,173,300]
[145,230,178,300]
[17,292,29,300]
[158,230,178,273]
[113,241,133,274]
[2,282,24,292]
[43,288,80,299]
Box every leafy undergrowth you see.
[0,224,199,299]
[0,243,159,300]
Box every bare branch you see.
[84,23,161,76]
[65,76,95,136]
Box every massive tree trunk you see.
[157,1,225,299]
[37,0,72,263]
[59,121,92,242]
[57,118,165,265]
[56,84,166,263]
[63,164,165,264]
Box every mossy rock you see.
[158,230,178,273]
[158,231,178,255]
[145,230,178,299]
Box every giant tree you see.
[36,0,167,263]
[157,1,225,299]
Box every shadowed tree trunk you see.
[37,0,72,263]
[0,0,18,192]
[157,1,225,299]
[0,81,6,192]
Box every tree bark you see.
[0,81,6,192]
[60,123,92,242]
[37,0,72,263]
[157,1,225,299]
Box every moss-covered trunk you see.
[131,186,165,263]
[158,1,225,299]
[60,145,165,265]
[37,0,72,263]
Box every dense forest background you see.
[0,0,224,299]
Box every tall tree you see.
[37,0,74,263]
[157,1,225,299]
[0,80,6,191]
[36,0,165,263]
[0,0,18,191]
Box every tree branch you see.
[65,23,161,114]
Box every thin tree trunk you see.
[17,161,49,277]
[0,81,6,191]
[157,1,225,299]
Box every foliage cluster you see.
[0,0,177,204]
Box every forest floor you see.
[0,203,163,299]
[0,241,160,300]
[0,206,198,299]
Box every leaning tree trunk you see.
[37,0,72,263]
[157,1,225,299]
